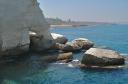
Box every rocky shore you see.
[0,0,127,70]
[50,33,126,68]
[1,31,127,69]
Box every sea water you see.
[0,24,128,84]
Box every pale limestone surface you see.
[0,0,53,55]
[85,48,120,58]
[51,33,68,44]
[81,48,125,66]
[72,38,94,50]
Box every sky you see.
[38,0,128,23]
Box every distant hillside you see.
[46,18,66,25]
[46,18,110,27]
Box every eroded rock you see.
[29,31,54,51]
[53,42,81,52]
[40,52,73,63]
[72,38,94,50]
[51,33,68,44]
[81,48,125,66]
[0,0,53,55]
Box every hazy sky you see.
[38,0,128,23]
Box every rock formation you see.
[81,48,125,66]
[0,0,53,56]
[55,42,81,52]
[51,33,68,44]
[72,38,94,50]
[52,38,93,52]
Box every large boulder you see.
[51,33,68,44]
[54,42,81,52]
[72,38,94,50]
[81,48,125,66]
[29,31,54,51]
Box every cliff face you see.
[0,0,53,56]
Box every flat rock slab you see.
[40,52,73,63]
[81,48,125,66]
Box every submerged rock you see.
[40,52,73,63]
[51,33,68,44]
[81,48,125,66]
[72,38,94,50]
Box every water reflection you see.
[0,53,50,84]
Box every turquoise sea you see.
[0,24,128,84]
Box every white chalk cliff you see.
[0,0,53,56]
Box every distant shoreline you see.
[50,24,105,28]
[47,18,111,28]
[50,24,89,28]
[50,25,73,28]
[50,23,118,28]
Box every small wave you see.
[94,45,112,49]
[54,62,75,68]
[120,53,128,56]
[125,61,128,64]
[53,59,80,68]
[68,64,75,68]
[53,62,67,65]
[117,66,124,68]
[72,59,79,62]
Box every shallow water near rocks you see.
[0,24,128,84]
